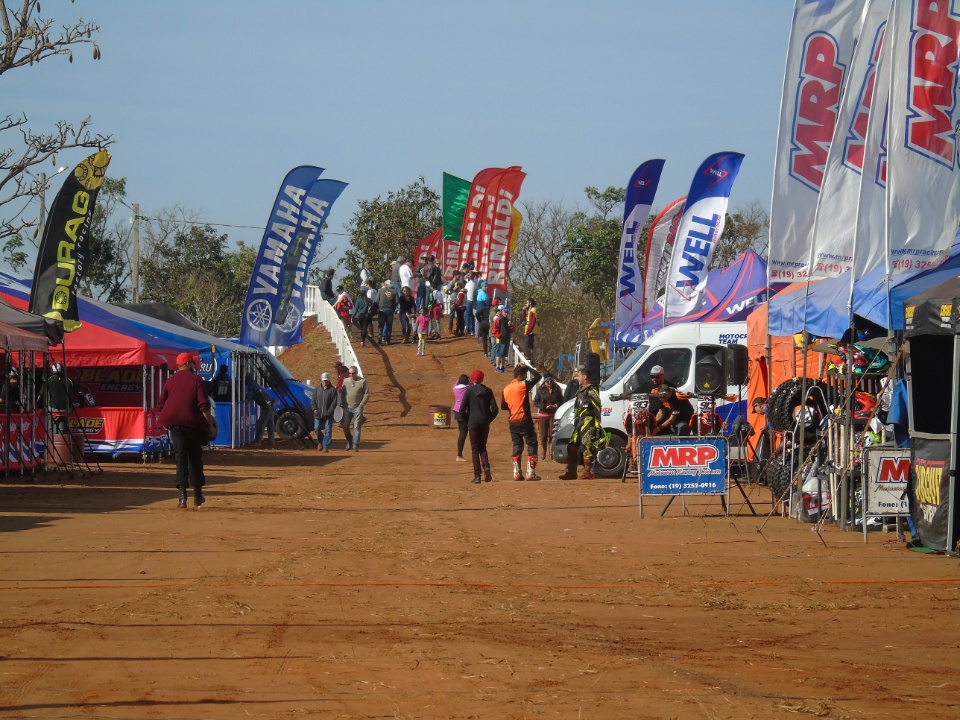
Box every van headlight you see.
[555,402,574,430]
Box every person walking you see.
[246,374,276,445]
[377,281,398,344]
[452,373,472,462]
[319,268,336,305]
[334,286,354,337]
[501,362,543,480]
[464,272,477,335]
[415,306,430,356]
[355,279,378,347]
[559,364,603,480]
[398,285,416,344]
[339,365,369,451]
[312,372,339,451]
[461,369,498,484]
[491,305,514,373]
[157,352,216,508]
[534,373,563,461]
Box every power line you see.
[135,215,350,236]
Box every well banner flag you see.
[239,165,324,346]
[29,150,111,331]
[642,196,685,315]
[886,0,960,277]
[459,166,525,291]
[615,159,665,341]
[768,0,866,282]
[442,173,471,242]
[664,152,745,320]
[810,0,891,279]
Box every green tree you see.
[711,201,769,268]
[563,186,626,318]
[82,177,132,302]
[0,0,112,248]
[343,177,441,296]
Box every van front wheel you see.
[277,410,307,439]
[593,434,627,478]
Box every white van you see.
[550,321,749,477]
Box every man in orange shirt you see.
[500,362,543,480]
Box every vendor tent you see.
[903,274,960,552]
[0,297,63,344]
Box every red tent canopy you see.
[0,319,48,352]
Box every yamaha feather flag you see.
[643,196,685,315]
[29,149,111,332]
[664,152,745,320]
[615,159,664,342]
[239,165,323,346]
[268,178,347,347]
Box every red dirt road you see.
[1,322,959,719]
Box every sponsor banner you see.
[663,152,745,320]
[639,436,727,495]
[810,0,891,279]
[863,445,910,515]
[616,160,665,339]
[4,413,40,470]
[910,436,952,551]
[643,196,685,315]
[238,166,324,347]
[769,0,865,281]
[64,407,169,455]
[71,366,144,407]
[442,172,471,242]
[413,228,443,268]
[458,167,508,262]
[29,150,111,331]
[886,0,960,276]
[460,167,526,291]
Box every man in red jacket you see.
[158,352,216,509]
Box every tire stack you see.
[767,379,828,439]
[766,457,794,501]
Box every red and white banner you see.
[413,228,443,268]
[810,0,891,279]
[643,196,685,315]
[769,0,866,282]
[886,0,960,276]
[458,167,510,263]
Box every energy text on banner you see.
[643,196,685,315]
[267,178,347,347]
[239,165,323,347]
[886,0,960,277]
[442,173,471,242]
[664,152,745,321]
[810,0,891,279]
[473,167,525,291]
[616,159,665,341]
[29,150,111,332]
[768,0,866,283]
[458,167,506,267]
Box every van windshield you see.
[601,345,648,391]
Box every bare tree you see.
[509,199,576,289]
[0,0,112,248]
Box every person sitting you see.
[654,383,694,436]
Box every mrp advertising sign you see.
[639,437,727,496]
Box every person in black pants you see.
[461,369,499,484]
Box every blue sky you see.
[7,1,794,266]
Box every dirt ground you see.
[2,320,959,720]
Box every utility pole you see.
[37,172,46,240]
[131,202,140,302]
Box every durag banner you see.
[615,159,665,343]
[239,165,323,347]
[664,152,745,320]
[642,196,685,316]
[30,149,111,332]
[768,0,865,282]
[886,0,960,277]
[459,166,526,291]
[442,173,471,242]
[809,0,891,279]
[268,178,348,347]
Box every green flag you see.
[442,172,471,242]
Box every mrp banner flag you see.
[239,165,324,346]
[615,159,665,341]
[270,178,347,347]
[886,0,960,276]
[664,152,745,320]
[30,150,111,332]
[768,0,866,282]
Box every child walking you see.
[415,307,431,356]
[429,300,443,339]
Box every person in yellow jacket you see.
[522,298,539,364]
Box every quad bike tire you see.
[767,457,794,501]
[768,379,829,436]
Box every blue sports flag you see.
[266,178,348,346]
[239,166,323,346]
[663,152,745,320]
[615,159,665,341]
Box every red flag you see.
[413,228,443,267]
[458,167,509,264]
[471,167,526,291]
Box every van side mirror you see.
[624,375,640,395]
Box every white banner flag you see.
[810,0,892,279]
[642,196,685,315]
[769,0,866,283]
[886,0,960,276]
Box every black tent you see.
[904,273,960,553]
[118,302,211,334]
[0,296,63,344]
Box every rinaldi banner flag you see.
[268,178,348,347]
[886,0,960,277]
[458,167,510,262]
[29,150,111,331]
[460,166,526,291]
[643,196,685,315]
[442,173,471,242]
[616,159,665,338]
[664,152,744,320]
[768,0,865,282]
[413,228,443,267]
[809,0,891,279]
[239,165,323,346]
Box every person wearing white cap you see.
[312,372,339,451]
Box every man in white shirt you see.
[464,273,477,335]
[398,260,415,294]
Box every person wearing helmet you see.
[559,365,604,480]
